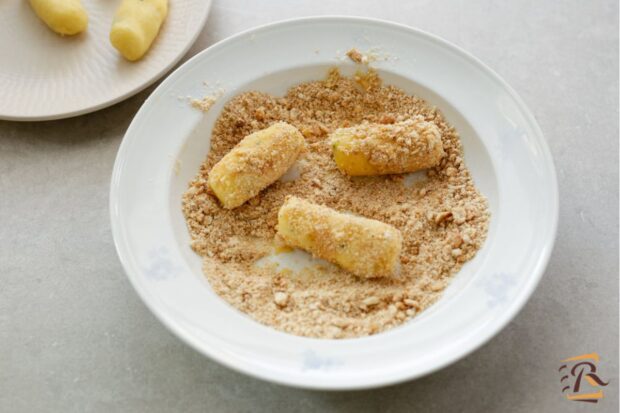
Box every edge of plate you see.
[0,0,212,122]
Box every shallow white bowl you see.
[110,17,558,390]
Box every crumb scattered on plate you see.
[190,89,224,113]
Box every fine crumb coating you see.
[182,69,490,339]
[277,196,402,278]
[331,118,444,176]
[207,122,305,209]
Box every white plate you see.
[110,17,558,389]
[0,0,211,121]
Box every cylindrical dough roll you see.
[330,118,444,176]
[276,196,402,278]
[29,0,88,35]
[208,122,305,209]
[110,0,168,61]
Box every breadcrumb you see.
[182,69,490,339]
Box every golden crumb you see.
[354,69,382,91]
[190,96,217,112]
[190,89,225,113]
[182,69,490,339]
[346,47,387,65]
[346,48,364,63]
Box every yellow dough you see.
[29,0,88,36]
[277,197,403,278]
[331,119,444,176]
[109,0,168,61]
[208,122,305,209]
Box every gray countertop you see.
[1,1,618,412]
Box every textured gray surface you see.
[0,1,618,412]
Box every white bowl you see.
[110,17,558,390]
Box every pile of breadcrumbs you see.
[182,68,490,339]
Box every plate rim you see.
[110,15,559,390]
[0,0,212,122]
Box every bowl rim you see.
[110,15,559,390]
